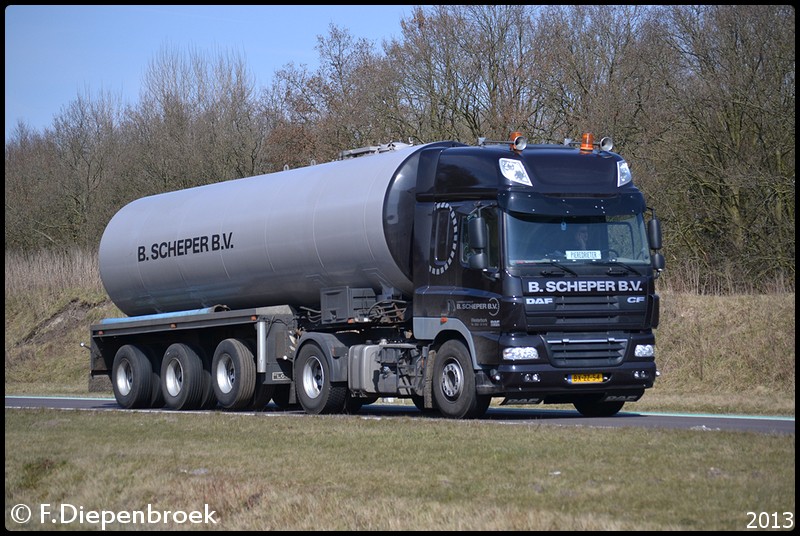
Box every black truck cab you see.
[410,134,664,417]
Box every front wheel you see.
[294,343,347,414]
[432,340,490,419]
[574,398,625,417]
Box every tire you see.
[212,338,256,410]
[241,340,274,410]
[411,394,438,414]
[294,343,347,415]
[250,373,275,411]
[574,399,625,417]
[143,345,165,409]
[432,340,490,419]
[112,345,154,409]
[198,350,218,410]
[161,343,205,410]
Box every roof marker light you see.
[580,133,594,152]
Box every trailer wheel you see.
[143,345,165,408]
[198,351,218,410]
[161,343,205,410]
[573,398,625,417]
[212,338,256,410]
[112,345,154,409]
[295,343,347,414]
[432,340,490,419]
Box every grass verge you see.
[4,408,795,531]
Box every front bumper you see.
[476,360,656,403]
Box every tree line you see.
[4,5,795,293]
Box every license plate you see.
[570,373,603,384]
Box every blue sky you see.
[4,5,414,139]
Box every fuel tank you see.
[99,143,446,316]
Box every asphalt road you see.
[5,396,794,435]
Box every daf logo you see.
[526,297,554,305]
[627,296,646,303]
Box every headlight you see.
[499,158,532,186]
[503,347,539,361]
[617,161,632,187]
[634,344,655,357]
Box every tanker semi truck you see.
[89,133,664,419]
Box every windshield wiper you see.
[602,259,642,276]
[543,259,579,277]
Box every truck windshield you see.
[505,212,651,267]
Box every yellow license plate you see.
[570,373,603,384]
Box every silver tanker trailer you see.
[89,134,665,419]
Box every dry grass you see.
[4,409,795,531]
[655,291,795,403]
[4,248,104,309]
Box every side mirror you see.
[468,217,487,250]
[468,252,488,271]
[652,252,665,272]
[648,217,662,250]
[467,217,488,270]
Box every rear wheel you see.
[212,338,256,410]
[112,345,154,409]
[295,343,347,414]
[161,343,205,410]
[432,340,490,419]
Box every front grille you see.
[546,335,627,367]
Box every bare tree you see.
[659,5,795,288]
[384,6,477,142]
[532,6,665,144]
[49,89,123,247]
[452,5,545,139]
[5,123,61,249]
[126,45,268,192]
[265,24,402,165]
